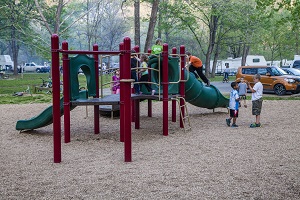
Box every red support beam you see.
[62,41,71,143]
[162,44,169,136]
[51,34,61,163]
[171,47,177,122]
[135,100,140,129]
[58,50,121,55]
[147,48,152,117]
[93,44,100,134]
[119,42,124,142]
[123,37,132,162]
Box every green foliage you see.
[0,94,53,104]
[0,73,112,104]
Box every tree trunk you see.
[54,0,64,33]
[144,0,159,53]
[11,25,19,76]
[205,6,218,77]
[241,44,250,66]
[134,0,140,47]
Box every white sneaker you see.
[151,90,156,95]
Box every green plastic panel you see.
[69,54,96,100]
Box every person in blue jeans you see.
[223,65,230,82]
[226,82,240,127]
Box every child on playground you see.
[111,69,120,94]
[238,78,248,108]
[226,82,240,127]
[139,54,155,95]
[247,74,263,128]
[186,51,210,86]
[151,38,163,55]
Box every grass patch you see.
[0,94,53,104]
[210,75,236,82]
[223,94,300,100]
[0,73,113,104]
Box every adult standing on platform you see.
[186,52,210,86]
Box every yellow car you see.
[236,66,300,95]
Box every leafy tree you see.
[0,0,36,75]
[255,0,300,55]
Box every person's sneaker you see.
[250,123,257,128]
[151,90,156,95]
[255,123,261,127]
[226,118,231,127]
[231,124,238,127]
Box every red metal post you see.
[162,44,169,136]
[171,47,177,122]
[62,41,71,143]
[51,34,61,163]
[123,37,132,162]
[135,99,140,129]
[180,45,186,128]
[119,42,124,142]
[147,48,152,117]
[93,44,100,134]
[131,100,135,122]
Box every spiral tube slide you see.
[184,71,229,109]
[148,56,229,109]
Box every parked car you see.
[290,55,300,69]
[23,62,46,73]
[282,68,300,76]
[99,63,108,74]
[236,66,300,95]
[107,63,119,74]
[39,66,50,73]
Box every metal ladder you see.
[173,96,191,132]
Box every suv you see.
[236,66,300,95]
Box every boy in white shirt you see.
[247,74,263,128]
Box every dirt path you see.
[1,100,299,199]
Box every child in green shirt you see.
[151,38,163,55]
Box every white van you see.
[0,55,14,72]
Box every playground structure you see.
[16,34,229,163]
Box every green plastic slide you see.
[146,56,228,109]
[16,91,88,131]
[184,71,229,109]
[16,98,65,131]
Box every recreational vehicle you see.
[212,55,267,74]
[0,55,14,72]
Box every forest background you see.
[1,0,300,77]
